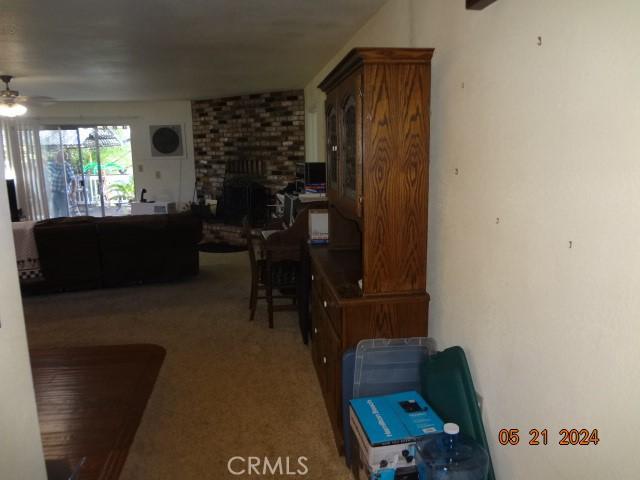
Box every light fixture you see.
[0,102,27,117]
[0,75,28,118]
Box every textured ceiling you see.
[0,0,386,101]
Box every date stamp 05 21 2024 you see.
[498,428,600,446]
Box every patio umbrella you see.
[82,127,122,148]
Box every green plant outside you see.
[107,179,135,203]
[82,146,131,174]
[61,146,131,175]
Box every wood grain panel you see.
[318,48,434,92]
[362,62,429,294]
[342,295,428,347]
[32,344,165,480]
[327,204,361,250]
[324,321,343,451]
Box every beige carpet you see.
[24,252,352,480]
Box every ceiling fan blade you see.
[1,77,56,108]
[16,95,56,106]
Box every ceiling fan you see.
[0,75,28,117]
[0,75,53,117]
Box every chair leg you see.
[249,275,257,313]
[266,289,274,328]
[265,265,274,329]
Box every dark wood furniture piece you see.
[244,217,297,326]
[311,48,434,451]
[246,201,328,328]
[245,218,266,322]
[31,344,165,480]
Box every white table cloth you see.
[12,221,43,281]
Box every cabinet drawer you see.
[310,268,323,300]
[311,267,341,335]
[310,287,345,451]
[323,315,342,447]
[310,291,325,386]
[320,285,342,335]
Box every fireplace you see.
[217,158,269,226]
[192,90,305,203]
[221,176,269,226]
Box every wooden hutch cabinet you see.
[310,48,434,450]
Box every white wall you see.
[305,0,640,478]
[0,168,46,478]
[27,101,196,207]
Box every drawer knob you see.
[322,356,327,364]
[314,327,318,334]
[323,300,328,308]
[311,274,315,281]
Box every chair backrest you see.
[266,201,327,247]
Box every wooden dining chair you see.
[243,217,264,322]
[243,217,297,327]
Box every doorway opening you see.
[39,125,134,217]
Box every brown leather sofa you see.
[34,213,202,291]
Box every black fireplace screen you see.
[221,176,269,226]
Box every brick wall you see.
[192,90,305,199]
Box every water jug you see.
[416,423,489,480]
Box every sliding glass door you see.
[39,125,134,218]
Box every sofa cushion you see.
[34,213,202,291]
[95,214,171,286]
[166,212,202,277]
[34,217,102,290]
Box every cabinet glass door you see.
[326,104,338,192]
[341,94,357,199]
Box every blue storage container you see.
[341,338,437,467]
[341,348,356,467]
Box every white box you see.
[131,201,176,215]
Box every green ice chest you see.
[420,346,496,480]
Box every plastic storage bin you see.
[353,337,437,398]
[342,337,437,467]
[341,347,356,466]
[416,423,489,480]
